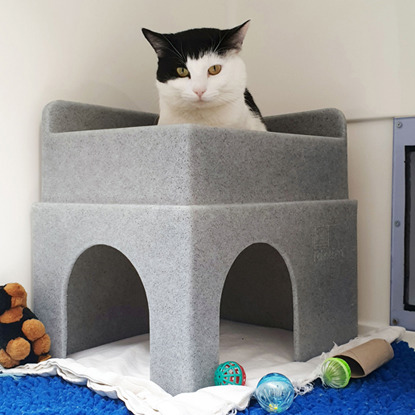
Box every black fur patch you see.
[244,89,265,122]
[142,21,248,83]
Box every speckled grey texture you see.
[40,101,348,205]
[32,101,357,395]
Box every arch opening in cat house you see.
[220,243,294,362]
[67,244,150,355]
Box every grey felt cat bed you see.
[32,100,357,395]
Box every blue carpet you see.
[0,341,413,414]
[0,374,132,414]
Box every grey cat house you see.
[32,100,357,395]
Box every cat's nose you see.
[193,88,206,98]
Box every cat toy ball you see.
[320,357,351,388]
[214,361,246,386]
[255,373,295,413]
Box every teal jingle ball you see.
[214,361,246,386]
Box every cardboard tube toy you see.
[334,338,394,378]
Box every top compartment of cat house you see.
[40,100,348,205]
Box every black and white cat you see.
[142,21,267,131]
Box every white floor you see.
[402,330,415,348]
[358,324,415,348]
[67,321,406,389]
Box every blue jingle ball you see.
[255,373,295,413]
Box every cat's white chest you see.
[158,99,265,131]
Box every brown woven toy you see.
[0,283,51,368]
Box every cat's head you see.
[142,21,250,109]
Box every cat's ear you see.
[142,28,168,57]
[223,20,250,52]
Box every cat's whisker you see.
[161,34,185,61]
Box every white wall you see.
[348,119,394,327]
[1,0,414,327]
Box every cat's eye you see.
[177,67,189,77]
[208,65,222,75]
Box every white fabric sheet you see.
[2,321,405,415]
